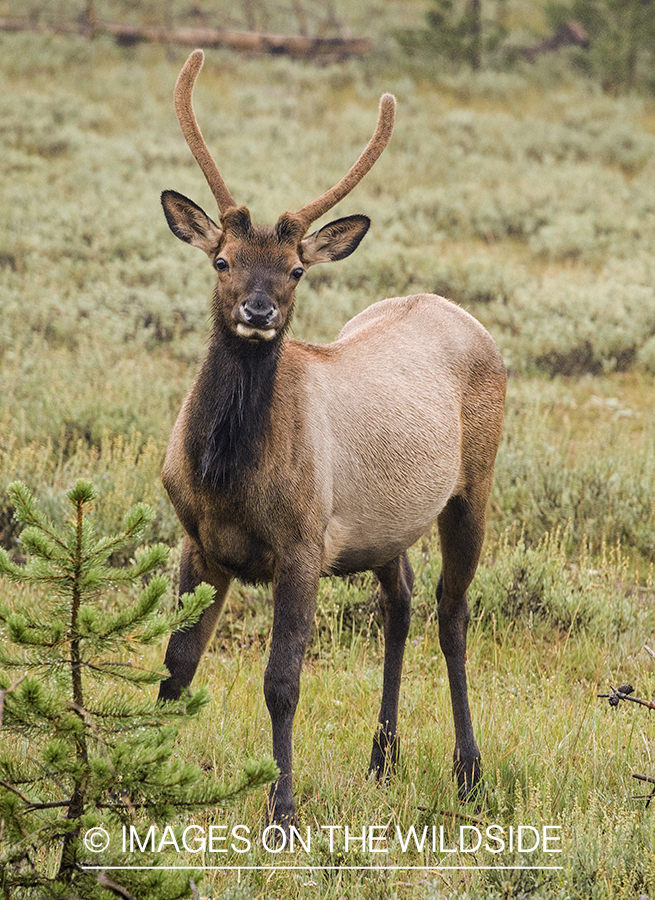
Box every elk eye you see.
[290,267,304,281]
[215,257,229,272]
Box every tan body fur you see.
[164,294,503,583]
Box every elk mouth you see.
[235,323,279,341]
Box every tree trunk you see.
[468,0,481,70]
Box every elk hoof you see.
[455,756,483,801]
[266,782,297,838]
[368,730,400,781]
[265,809,297,843]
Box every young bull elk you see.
[158,49,506,827]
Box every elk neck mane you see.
[191,330,281,487]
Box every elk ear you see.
[161,189,223,257]
[300,215,370,267]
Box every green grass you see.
[3,7,655,897]
[125,531,655,899]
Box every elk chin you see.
[235,323,279,342]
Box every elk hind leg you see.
[437,493,486,799]
[159,537,232,701]
[369,552,414,779]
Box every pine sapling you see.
[0,480,277,900]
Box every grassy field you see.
[3,3,655,897]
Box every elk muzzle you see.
[235,291,281,341]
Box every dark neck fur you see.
[190,333,281,488]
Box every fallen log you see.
[0,17,370,58]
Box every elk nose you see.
[240,293,279,329]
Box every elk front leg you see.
[159,537,232,701]
[264,548,320,829]
[369,552,413,779]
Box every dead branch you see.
[0,18,370,58]
[598,684,655,710]
[415,806,487,824]
[94,872,136,900]
[632,773,655,807]
[437,807,487,825]
[601,676,655,807]
[633,773,655,785]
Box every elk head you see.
[161,50,395,343]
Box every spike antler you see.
[174,49,237,214]
[292,92,396,232]
[174,49,395,229]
